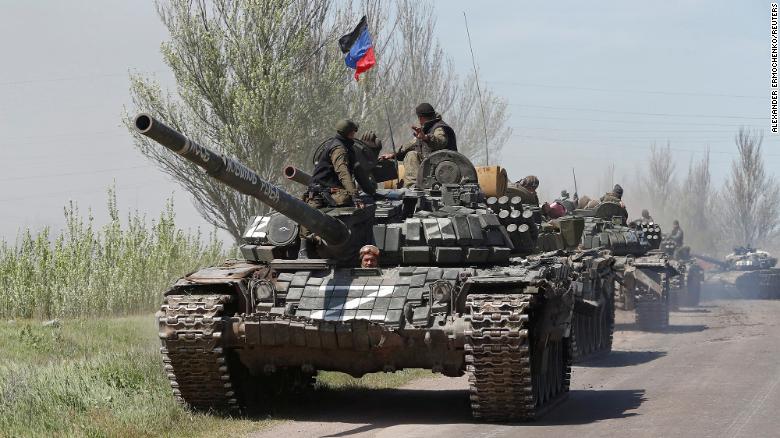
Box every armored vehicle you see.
[660,237,703,307]
[696,247,780,299]
[576,205,678,331]
[135,113,600,421]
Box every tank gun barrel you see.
[284,166,312,186]
[134,114,350,246]
[691,253,727,268]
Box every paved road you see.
[249,299,780,438]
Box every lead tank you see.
[695,247,780,299]
[136,114,590,421]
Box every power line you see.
[0,181,161,204]
[488,80,763,100]
[510,103,763,120]
[0,165,148,182]
[510,134,780,157]
[510,125,755,134]
[509,114,763,128]
[0,70,162,87]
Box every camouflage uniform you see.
[600,184,624,204]
[397,113,457,188]
[670,225,684,246]
[600,192,622,203]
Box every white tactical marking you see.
[244,216,270,239]
[307,284,396,321]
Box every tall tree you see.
[717,128,780,248]
[674,150,716,254]
[638,142,676,223]
[129,0,512,240]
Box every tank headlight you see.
[430,280,453,304]
[251,279,275,303]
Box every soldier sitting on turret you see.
[670,220,684,246]
[600,184,625,206]
[379,103,457,188]
[306,119,362,208]
[299,119,363,259]
[513,175,540,206]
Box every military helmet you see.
[613,184,623,198]
[520,175,540,190]
[336,119,359,135]
[415,102,436,117]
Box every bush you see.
[0,187,226,319]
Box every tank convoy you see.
[695,247,780,299]
[134,113,622,421]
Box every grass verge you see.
[0,316,431,437]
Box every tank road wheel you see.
[465,294,570,421]
[157,293,240,412]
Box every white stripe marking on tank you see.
[309,285,395,320]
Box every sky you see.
[0,0,774,241]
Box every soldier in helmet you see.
[670,220,684,246]
[641,209,653,222]
[601,184,624,204]
[380,103,457,188]
[307,119,362,208]
[514,175,540,206]
[299,119,362,259]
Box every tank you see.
[659,238,703,307]
[136,114,590,421]
[575,205,679,332]
[528,207,616,362]
[695,247,780,299]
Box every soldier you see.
[514,175,540,206]
[670,220,684,246]
[307,119,361,208]
[380,103,457,188]
[299,119,362,258]
[641,209,654,222]
[359,245,380,268]
[600,184,624,204]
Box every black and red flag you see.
[339,16,376,81]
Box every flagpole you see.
[366,19,399,175]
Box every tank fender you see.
[170,262,266,290]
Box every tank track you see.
[635,295,669,331]
[465,294,570,421]
[157,293,239,412]
[569,294,614,362]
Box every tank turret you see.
[134,114,350,247]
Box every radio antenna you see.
[463,12,490,166]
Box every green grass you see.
[0,316,431,437]
[0,316,269,438]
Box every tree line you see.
[625,127,780,256]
